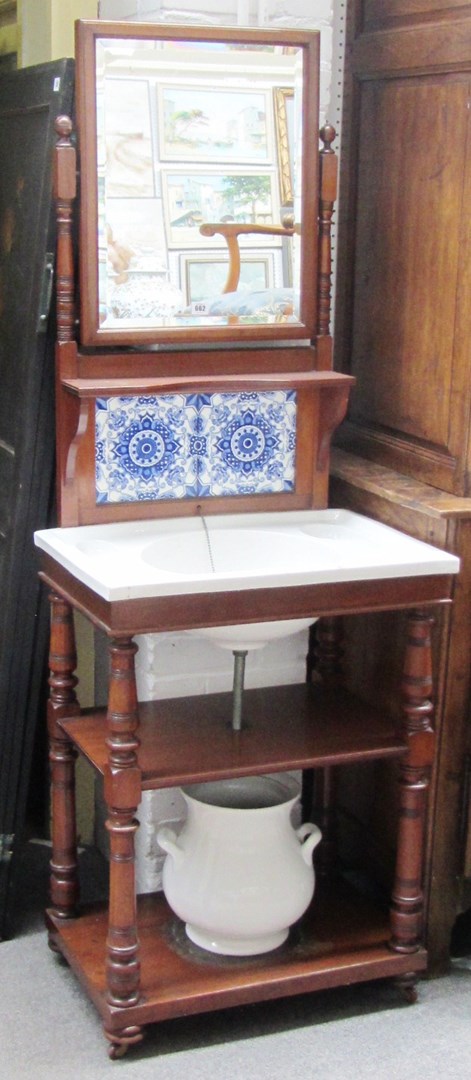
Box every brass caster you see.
[108,1042,128,1060]
[105,1024,144,1060]
[396,974,418,1004]
[47,935,68,963]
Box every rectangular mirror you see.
[76,21,320,348]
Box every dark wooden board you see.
[0,58,74,937]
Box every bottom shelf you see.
[46,878,427,1034]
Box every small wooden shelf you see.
[59,683,407,790]
[61,369,353,398]
[46,881,427,1032]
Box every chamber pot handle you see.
[157,826,184,866]
[295,822,322,866]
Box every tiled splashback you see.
[96,389,297,503]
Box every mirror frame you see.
[75,20,320,350]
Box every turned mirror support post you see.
[47,593,80,924]
[390,609,435,976]
[317,124,337,341]
[54,116,76,344]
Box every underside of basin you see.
[186,617,316,652]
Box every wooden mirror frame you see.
[75,19,320,350]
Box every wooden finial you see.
[320,123,336,153]
[55,114,73,141]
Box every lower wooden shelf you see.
[46,879,427,1033]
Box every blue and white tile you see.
[95,389,297,503]
[199,390,297,497]
[95,394,197,503]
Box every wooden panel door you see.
[0,58,74,938]
[361,0,470,29]
[335,6,471,495]
[333,1,471,967]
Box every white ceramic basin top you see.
[34,509,460,603]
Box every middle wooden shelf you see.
[59,682,407,790]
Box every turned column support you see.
[389,609,435,955]
[306,617,344,875]
[311,616,344,686]
[104,637,142,1030]
[47,592,80,920]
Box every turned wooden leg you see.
[104,636,143,1044]
[389,610,435,960]
[312,766,338,878]
[47,592,80,922]
[311,617,344,686]
[306,618,343,874]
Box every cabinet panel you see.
[362,1,470,32]
[334,1,471,964]
[335,10,471,495]
[349,76,468,454]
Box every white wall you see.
[18,0,98,66]
[98,1,338,128]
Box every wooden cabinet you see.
[330,450,471,970]
[36,16,463,1057]
[39,555,453,1057]
[332,0,471,970]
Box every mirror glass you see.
[76,23,319,346]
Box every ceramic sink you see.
[34,508,459,603]
[34,509,460,651]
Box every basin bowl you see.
[140,527,333,577]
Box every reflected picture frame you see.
[181,250,275,305]
[162,168,280,249]
[159,84,272,164]
[274,87,295,205]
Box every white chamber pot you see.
[157,775,321,956]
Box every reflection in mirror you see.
[77,23,320,345]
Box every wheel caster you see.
[108,1042,128,1060]
[105,1024,144,1060]
[396,974,418,1004]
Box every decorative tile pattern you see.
[95,390,297,503]
[198,391,297,497]
[96,394,198,503]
